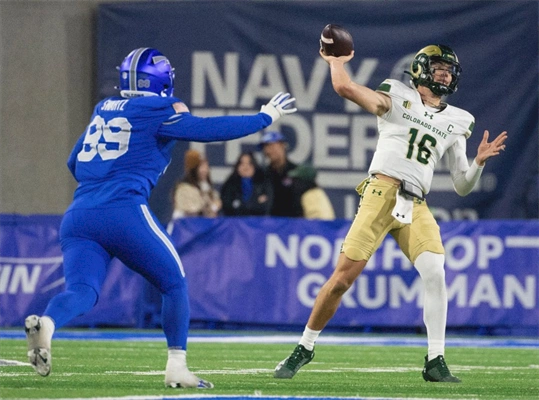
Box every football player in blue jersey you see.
[24,47,297,389]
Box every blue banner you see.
[170,218,539,330]
[1,215,537,332]
[0,215,145,328]
[96,1,538,222]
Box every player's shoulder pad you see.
[463,112,475,139]
[445,104,475,139]
[172,102,190,114]
[376,79,412,99]
[163,100,193,126]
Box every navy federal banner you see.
[97,1,538,221]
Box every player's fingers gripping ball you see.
[320,24,354,57]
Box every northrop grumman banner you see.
[96,1,538,222]
[170,217,539,329]
[1,215,538,333]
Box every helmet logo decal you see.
[152,55,170,65]
[128,47,150,91]
[137,79,151,89]
[420,45,443,57]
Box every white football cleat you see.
[164,357,213,389]
[25,315,54,377]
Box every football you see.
[320,24,354,57]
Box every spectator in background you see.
[220,152,273,216]
[258,131,303,217]
[288,164,335,220]
[170,149,222,220]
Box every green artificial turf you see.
[1,338,538,399]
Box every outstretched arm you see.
[159,92,297,142]
[320,50,391,116]
[448,130,507,196]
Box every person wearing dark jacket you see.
[221,152,273,216]
[258,131,303,217]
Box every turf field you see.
[0,332,538,400]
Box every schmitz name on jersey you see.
[101,99,129,111]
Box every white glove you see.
[260,92,297,123]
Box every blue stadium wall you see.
[95,1,538,222]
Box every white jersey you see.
[369,79,475,194]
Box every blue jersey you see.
[67,95,271,210]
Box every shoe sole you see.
[423,373,461,383]
[274,360,294,378]
[25,316,51,377]
[27,346,51,376]
[165,379,214,389]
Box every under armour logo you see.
[424,111,433,119]
[396,213,406,219]
[372,189,382,196]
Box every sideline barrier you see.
[1,215,537,335]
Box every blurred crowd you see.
[169,131,335,222]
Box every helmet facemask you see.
[408,44,462,96]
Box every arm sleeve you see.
[158,112,272,142]
[446,135,484,196]
[66,134,85,178]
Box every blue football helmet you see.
[118,48,175,97]
[408,44,461,96]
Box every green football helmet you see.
[408,44,462,96]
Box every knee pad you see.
[414,252,446,288]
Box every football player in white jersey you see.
[274,44,507,382]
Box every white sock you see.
[168,349,187,366]
[41,316,55,335]
[414,252,447,361]
[298,326,321,351]
[427,340,445,362]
